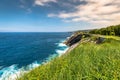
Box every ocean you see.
[0,32,71,80]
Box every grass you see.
[105,36,120,40]
[97,35,120,40]
[18,37,120,80]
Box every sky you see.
[0,0,120,32]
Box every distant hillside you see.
[75,29,93,33]
[89,24,120,36]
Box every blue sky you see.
[0,0,120,32]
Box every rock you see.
[65,34,83,46]
[96,37,105,44]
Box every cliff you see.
[65,33,91,46]
[65,33,106,47]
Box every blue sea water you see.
[0,32,71,80]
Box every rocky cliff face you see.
[65,34,82,46]
[65,33,105,46]
[65,33,91,46]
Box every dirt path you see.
[66,42,80,53]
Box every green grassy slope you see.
[19,37,120,80]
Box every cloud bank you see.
[48,0,120,26]
[35,0,57,6]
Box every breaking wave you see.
[0,40,69,80]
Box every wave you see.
[56,48,68,57]
[0,40,69,80]
[58,43,66,47]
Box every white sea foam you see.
[0,40,69,80]
[58,43,66,47]
[56,40,69,57]
[56,48,69,57]
[0,61,42,80]
[0,65,22,80]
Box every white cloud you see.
[27,8,32,13]
[35,0,57,6]
[48,0,120,26]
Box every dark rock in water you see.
[96,37,105,44]
[65,34,83,46]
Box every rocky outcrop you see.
[96,37,105,44]
[65,32,106,46]
[65,33,91,46]
[65,34,82,46]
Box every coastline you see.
[0,37,71,80]
[65,42,79,53]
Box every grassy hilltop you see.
[18,25,120,80]
[18,37,120,80]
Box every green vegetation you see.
[89,24,120,36]
[19,37,120,80]
[101,35,120,41]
